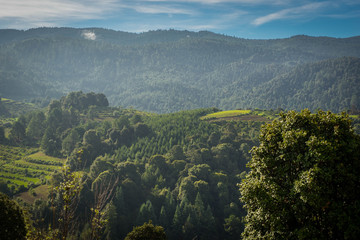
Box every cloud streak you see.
[130,5,196,15]
[0,0,119,28]
[252,2,330,26]
[143,0,289,4]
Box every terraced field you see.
[0,97,38,117]
[0,145,65,191]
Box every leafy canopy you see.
[240,109,360,240]
[124,221,167,240]
[0,192,27,239]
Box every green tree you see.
[136,200,157,225]
[108,186,129,239]
[41,127,61,156]
[90,170,119,240]
[167,145,185,161]
[240,110,360,240]
[9,120,26,144]
[159,206,168,228]
[55,167,82,240]
[62,128,80,156]
[125,221,167,240]
[89,156,113,179]
[0,125,5,143]
[0,192,27,239]
[104,203,118,240]
[113,115,130,130]
[224,215,242,240]
[82,129,101,147]
[26,111,45,141]
[134,123,151,138]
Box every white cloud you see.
[82,30,97,40]
[252,2,330,26]
[0,0,118,28]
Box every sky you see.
[0,0,359,39]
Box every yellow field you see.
[200,109,252,120]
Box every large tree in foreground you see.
[240,110,360,240]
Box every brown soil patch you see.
[17,184,50,204]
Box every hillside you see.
[1,91,359,239]
[0,28,359,113]
[232,57,360,111]
[0,92,264,239]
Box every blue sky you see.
[0,0,359,39]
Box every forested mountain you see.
[234,57,360,111]
[0,27,359,113]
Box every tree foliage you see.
[125,221,167,240]
[240,109,360,240]
[0,192,27,240]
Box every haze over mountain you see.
[0,27,359,113]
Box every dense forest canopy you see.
[0,91,359,239]
[0,28,359,113]
[0,92,262,239]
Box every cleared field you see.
[200,110,252,120]
[200,109,277,122]
[17,184,51,204]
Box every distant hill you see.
[228,57,360,111]
[0,27,359,112]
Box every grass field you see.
[0,145,65,191]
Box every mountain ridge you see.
[0,27,359,113]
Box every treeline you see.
[1,92,262,239]
[0,28,359,113]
